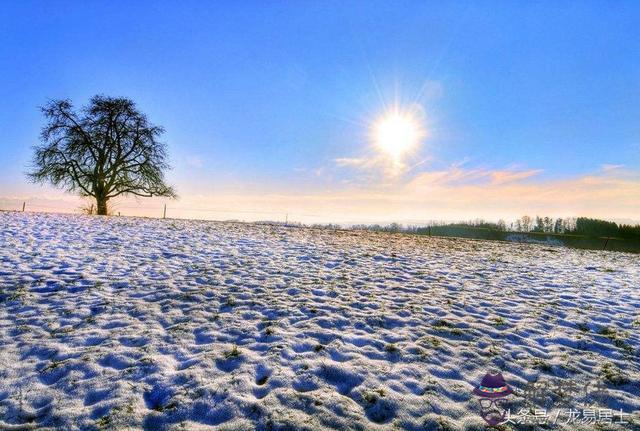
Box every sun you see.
[373,110,424,162]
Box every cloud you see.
[158,166,640,224]
[3,164,638,225]
[333,157,369,168]
[333,154,416,180]
[333,157,383,170]
[601,164,624,172]
[489,169,542,185]
[391,166,639,222]
[403,165,542,188]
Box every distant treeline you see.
[258,216,639,252]
[353,216,640,240]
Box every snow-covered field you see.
[0,212,638,430]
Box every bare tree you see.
[29,96,177,215]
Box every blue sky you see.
[0,1,638,223]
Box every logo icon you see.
[473,372,513,426]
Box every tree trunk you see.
[96,197,108,215]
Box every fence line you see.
[3,201,638,253]
[1,200,328,223]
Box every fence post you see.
[163,204,167,219]
[90,204,94,215]
[22,202,25,212]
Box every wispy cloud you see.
[489,169,542,185]
[139,166,640,223]
[333,157,379,170]
[333,154,417,180]
[601,164,624,172]
[4,164,638,224]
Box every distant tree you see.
[497,219,506,231]
[29,96,176,215]
[514,220,522,232]
[554,218,564,234]
[572,217,618,237]
[619,224,640,240]
[543,217,553,233]
[386,223,403,233]
[532,216,544,232]
[520,215,532,232]
[563,218,577,233]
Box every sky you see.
[0,1,638,224]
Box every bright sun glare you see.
[373,111,423,162]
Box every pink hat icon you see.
[473,372,513,398]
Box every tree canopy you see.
[29,96,176,215]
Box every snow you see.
[0,212,638,430]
